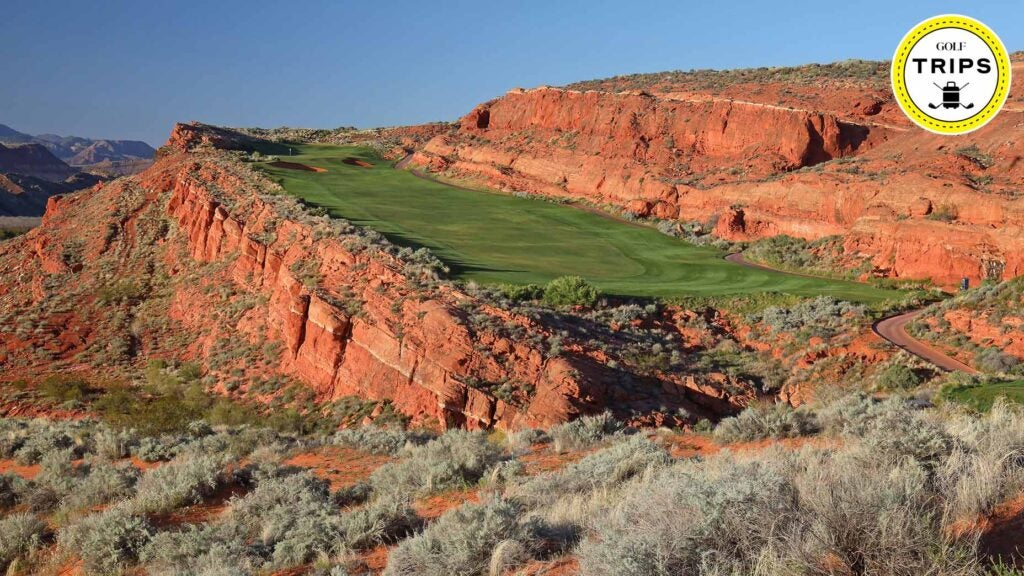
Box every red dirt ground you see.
[0,459,41,479]
[148,483,248,529]
[412,487,479,520]
[661,432,837,458]
[283,446,392,490]
[946,494,1024,565]
[516,555,579,575]
[520,445,591,474]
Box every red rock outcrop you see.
[411,60,1024,288]
[0,124,753,430]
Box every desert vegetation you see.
[1,390,1024,574]
[564,59,889,92]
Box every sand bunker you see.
[268,161,327,173]
[343,157,373,168]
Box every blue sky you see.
[1,0,1020,146]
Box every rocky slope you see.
[0,123,765,430]
[411,59,1024,288]
[908,277,1024,374]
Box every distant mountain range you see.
[0,123,156,166]
[0,123,154,217]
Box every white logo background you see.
[904,27,998,123]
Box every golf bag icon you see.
[929,82,974,110]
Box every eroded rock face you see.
[411,71,1024,288]
[0,125,756,430]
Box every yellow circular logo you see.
[892,14,1011,134]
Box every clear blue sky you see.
[1,0,1020,146]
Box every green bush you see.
[542,275,599,307]
[501,283,544,302]
[38,374,94,404]
[875,363,924,390]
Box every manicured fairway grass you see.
[942,380,1024,412]
[258,144,900,302]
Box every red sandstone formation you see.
[0,123,751,430]
[411,60,1024,288]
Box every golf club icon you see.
[929,81,974,110]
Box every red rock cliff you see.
[411,66,1024,288]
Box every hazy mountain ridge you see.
[0,123,156,165]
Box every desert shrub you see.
[97,280,145,304]
[227,469,342,569]
[141,524,251,576]
[506,428,549,454]
[927,203,960,222]
[34,448,82,496]
[875,362,924,390]
[938,399,1024,518]
[11,419,87,464]
[486,459,526,487]
[509,435,670,511]
[956,144,995,168]
[334,481,373,507]
[332,426,433,455]
[93,426,137,459]
[38,374,94,405]
[794,447,976,576]
[713,402,820,443]
[548,411,624,452]
[385,497,537,576]
[542,276,599,308]
[0,513,46,571]
[62,461,140,511]
[816,393,907,436]
[577,454,799,576]
[339,493,421,549]
[501,283,544,302]
[129,453,227,514]
[579,445,978,576]
[0,472,27,510]
[859,408,954,466]
[59,505,153,574]
[750,295,864,339]
[975,347,1021,374]
[133,435,184,462]
[369,430,505,496]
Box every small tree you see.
[543,276,599,308]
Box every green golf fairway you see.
[259,144,899,302]
[942,380,1024,412]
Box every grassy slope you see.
[259,144,898,302]
[943,380,1024,412]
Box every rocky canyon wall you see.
[412,82,1024,288]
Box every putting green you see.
[258,144,899,303]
